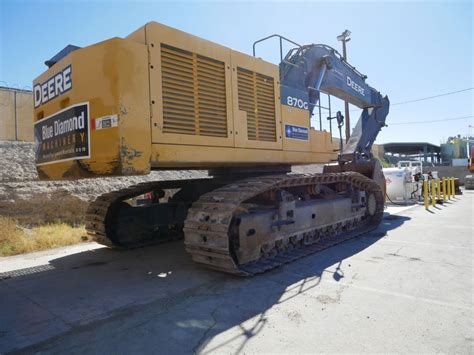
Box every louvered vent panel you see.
[161,44,227,137]
[237,68,276,142]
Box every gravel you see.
[0,140,207,202]
[0,140,323,203]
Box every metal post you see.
[447,177,451,200]
[423,180,429,210]
[451,177,456,198]
[328,94,332,141]
[431,179,436,207]
[318,102,322,131]
[337,30,351,142]
[436,179,441,201]
[14,91,18,141]
[342,41,350,143]
[279,37,283,63]
[442,178,447,202]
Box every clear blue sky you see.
[1,0,472,144]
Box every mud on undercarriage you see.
[86,172,384,275]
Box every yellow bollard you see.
[431,179,436,207]
[451,177,456,198]
[446,178,451,200]
[436,178,441,201]
[424,180,429,209]
[442,177,447,202]
[447,177,451,200]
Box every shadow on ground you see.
[0,214,410,354]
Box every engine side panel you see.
[33,38,151,180]
[34,22,339,180]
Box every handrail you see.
[252,34,301,63]
[312,44,368,80]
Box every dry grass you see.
[0,216,89,257]
[0,193,88,226]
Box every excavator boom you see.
[281,44,390,162]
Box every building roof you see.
[0,86,32,94]
[383,142,440,155]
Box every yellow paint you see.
[436,179,441,201]
[33,38,151,180]
[33,21,338,180]
[450,178,453,198]
[431,179,436,207]
[282,107,311,152]
[146,22,235,148]
[231,50,282,150]
[423,180,429,210]
[442,178,447,202]
[451,177,456,198]
[447,177,451,199]
[151,143,336,168]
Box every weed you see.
[0,216,88,257]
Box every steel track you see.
[184,172,384,275]
[85,178,211,247]
[86,172,383,276]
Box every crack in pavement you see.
[192,303,221,354]
[14,279,231,354]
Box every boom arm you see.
[280,44,390,162]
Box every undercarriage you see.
[86,170,384,275]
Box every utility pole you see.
[337,29,351,143]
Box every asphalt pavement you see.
[0,192,472,354]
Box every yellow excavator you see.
[33,22,389,275]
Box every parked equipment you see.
[33,22,390,275]
[397,160,422,175]
[383,167,417,204]
[469,146,474,172]
[465,175,474,190]
[465,146,474,189]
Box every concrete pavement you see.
[0,192,472,353]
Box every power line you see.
[350,87,473,112]
[391,88,473,106]
[390,115,473,126]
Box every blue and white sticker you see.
[285,124,308,140]
[95,115,118,130]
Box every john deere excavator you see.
[33,22,390,275]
